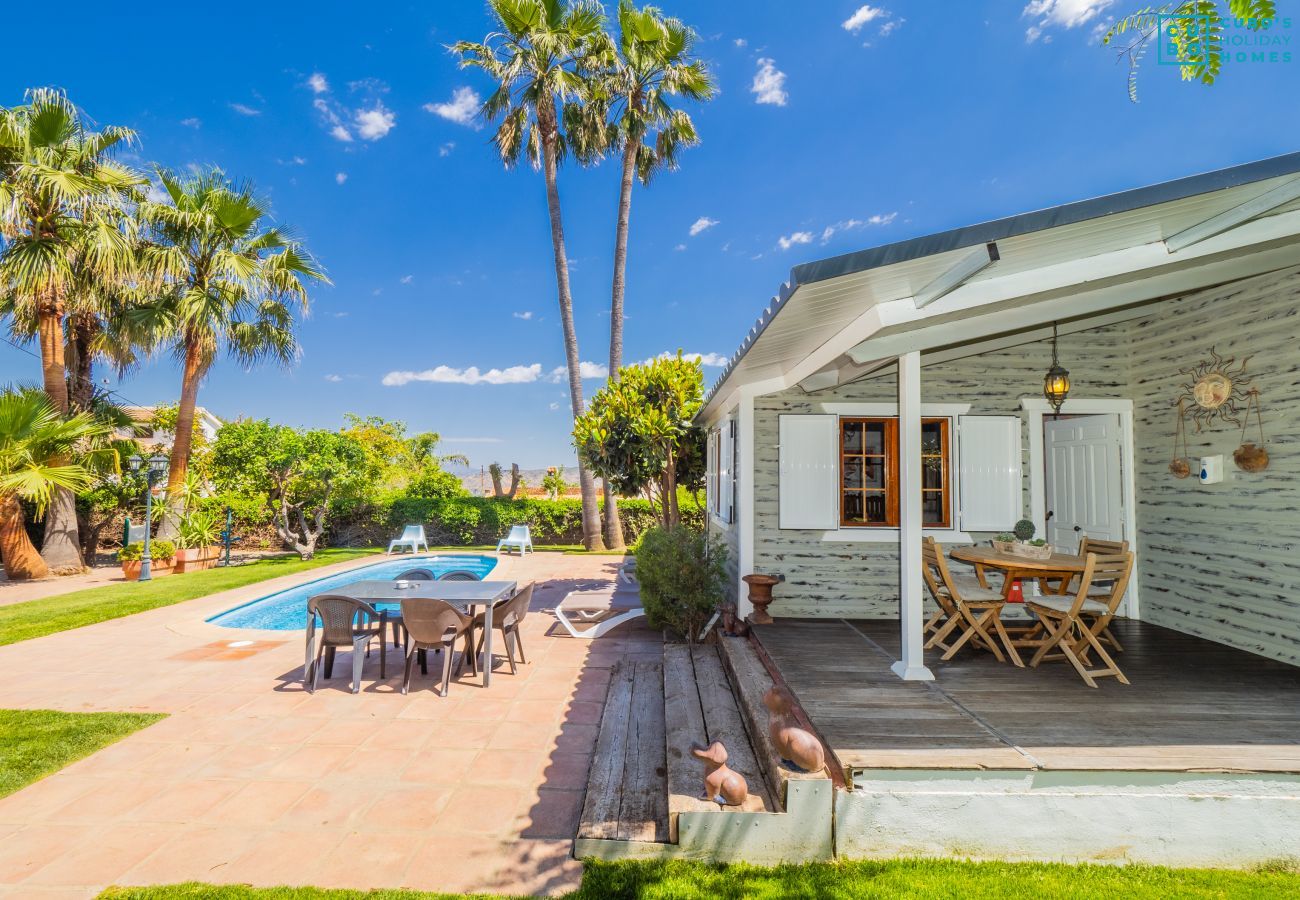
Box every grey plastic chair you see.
[473,582,534,675]
[395,568,435,581]
[304,594,387,694]
[400,598,472,696]
[437,570,481,582]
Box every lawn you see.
[96,858,1300,899]
[0,708,165,799]
[0,549,377,647]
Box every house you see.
[696,152,1300,865]
[119,406,224,452]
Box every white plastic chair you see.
[496,524,533,556]
[387,524,429,555]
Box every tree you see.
[455,0,608,551]
[339,414,467,500]
[1103,1,1279,101]
[0,388,111,580]
[210,419,367,559]
[0,89,144,571]
[139,167,327,539]
[488,462,523,500]
[573,352,704,528]
[578,1,714,549]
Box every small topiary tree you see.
[1013,518,1036,541]
[634,524,727,643]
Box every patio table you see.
[947,546,1087,601]
[342,579,517,687]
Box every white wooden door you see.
[1044,414,1124,554]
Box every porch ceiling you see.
[703,153,1300,416]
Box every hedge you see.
[382,496,703,547]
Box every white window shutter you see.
[721,419,735,524]
[958,415,1021,532]
[778,414,838,530]
[705,428,717,517]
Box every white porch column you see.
[737,388,756,618]
[891,350,935,682]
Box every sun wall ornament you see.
[1175,347,1253,432]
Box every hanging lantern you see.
[1043,322,1071,416]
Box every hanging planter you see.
[1233,388,1270,473]
[1169,399,1192,479]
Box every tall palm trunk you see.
[158,336,203,540]
[67,315,97,414]
[539,106,604,552]
[601,140,640,552]
[36,291,84,572]
[1,493,51,580]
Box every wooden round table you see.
[948,546,1087,599]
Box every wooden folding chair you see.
[1026,552,1134,688]
[922,537,1023,667]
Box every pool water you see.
[208,554,497,630]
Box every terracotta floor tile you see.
[562,700,605,726]
[360,785,454,831]
[305,716,385,746]
[553,722,600,755]
[454,698,514,723]
[506,699,563,725]
[267,743,353,780]
[401,748,481,784]
[129,778,243,823]
[363,719,438,751]
[315,831,424,889]
[226,828,337,887]
[436,785,527,835]
[0,777,97,824]
[197,742,292,779]
[248,715,326,745]
[118,825,254,886]
[516,788,584,839]
[467,749,545,786]
[202,780,310,828]
[0,824,94,883]
[23,823,171,886]
[539,753,593,792]
[488,721,559,752]
[45,778,163,824]
[402,835,509,894]
[277,782,378,830]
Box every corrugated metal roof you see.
[705,151,1300,407]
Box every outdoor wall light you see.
[1043,322,1071,417]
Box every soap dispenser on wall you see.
[1199,455,1224,485]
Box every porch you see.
[753,618,1300,780]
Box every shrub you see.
[1013,519,1036,541]
[634,525,727,641]
[117,539,175,562]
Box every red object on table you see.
[1007,580,1025,603]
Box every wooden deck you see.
[753,618,1300,775]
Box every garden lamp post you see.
[128,454,170,581]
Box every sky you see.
[2,1,1298,468]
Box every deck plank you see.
[691,644,773,813]
[753,618,1300,775]
[578,662,635,840]
[617,660,667,842]
[663,643,715,840]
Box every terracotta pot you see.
[121,560,142,581]
[743,573,784,625]
[122,559,173,581]
[174,546,219,574]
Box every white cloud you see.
[778,231,813,250]
[734,38,747,47]
[335,172,348,185]
[866,212,897,225]
[751,58,788,106]
[513,311,534,320]
[330,124,353,142]
[674,243,687,252]
[643,351,729,367]
[689,216,719,237]
[549,402,562,411]
[424,87,481,127]
[382,363,543,387]
[549,362,609,382]
[1023,0,1113,42]
[819,213,897,243]
[355,103,395,140]
[307,72,329,94]
[439,142,456,157]
[400,275,414,285]
[324,374,343,383]
[879,19,904,37]
[180,117,201,128]
[229,102,261,117]
[842,5,887,33]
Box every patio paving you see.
[0,551,658,898]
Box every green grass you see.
[97,858,1300,899]
[0,549,378,647]
[0,708,165,799]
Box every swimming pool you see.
[208,554,497,630]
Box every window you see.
[706,418,734,524]
[839,417,951,528]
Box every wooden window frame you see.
[839,416,952,529]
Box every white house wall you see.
[1130,265,1300,666]
[753,325,1131,618]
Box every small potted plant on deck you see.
[175,509,221,574]
[118,539,176,580]
[1008,518,1052,560]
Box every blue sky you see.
[2,1,1297,468]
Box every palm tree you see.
[583,2,713,548]
[139,167,327,538]
[0,89,143,572]
[455,0,609,551]
[0,387,111,580]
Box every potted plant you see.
[992,533,1017,554]
[175,509,221,573]
[118,539,177,580]
[1008,519,1052,560]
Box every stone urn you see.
[743,573,784,625]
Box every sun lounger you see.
[387,525,429,555]
[496,524,533,556]
[616,557,638,588]
[555,587,644,639]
